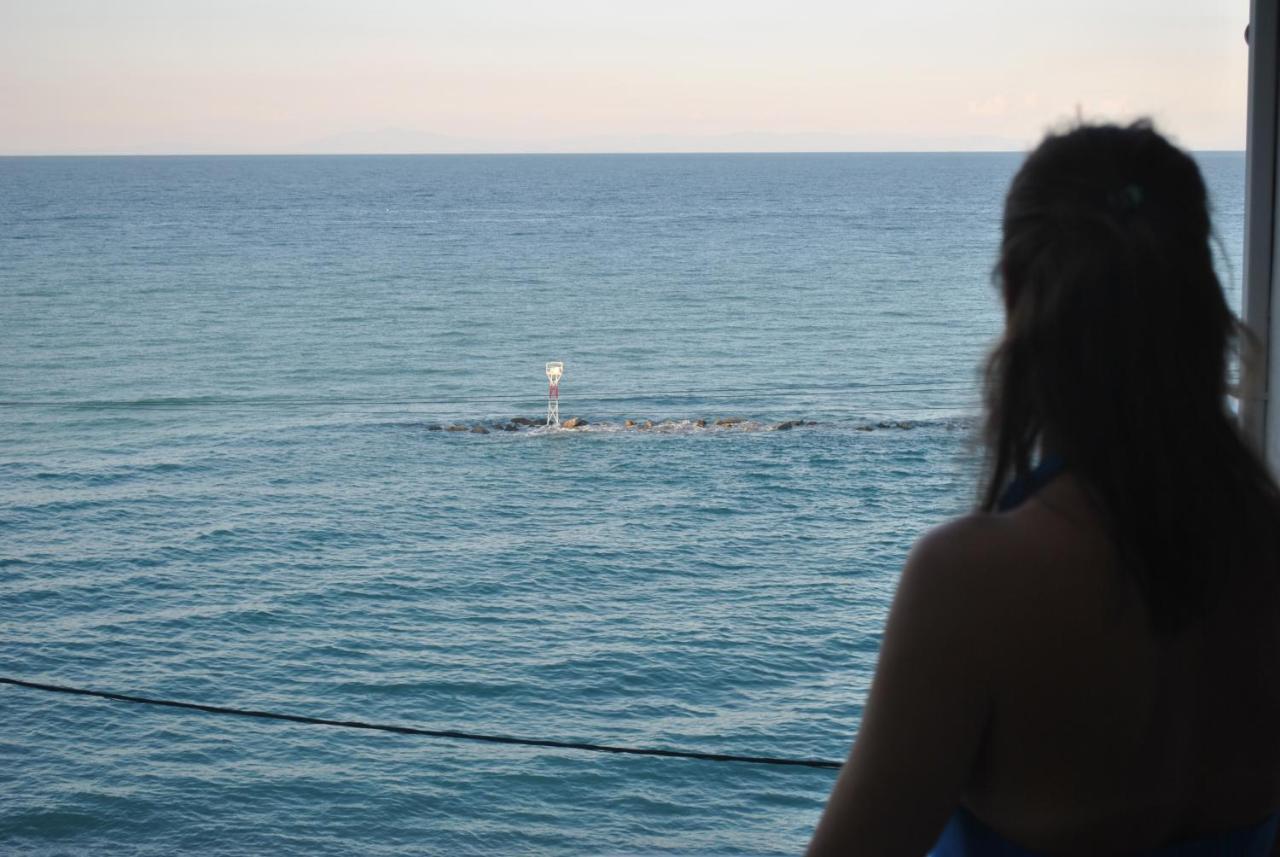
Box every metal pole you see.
[545,362,563,427]
[1242,0,1280,462]
[547,381,560,426]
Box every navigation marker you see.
[546,362,564,427]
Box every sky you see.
[0,0,1249,155]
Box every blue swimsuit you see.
[932,457,1280,856]
[932,806,1279,856]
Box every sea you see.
[0,151,1245,855]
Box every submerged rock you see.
[693,419,707,427]
[774,420,800,431]
[446,424,468,432]
[510,416,540,426]
[470,425,489,434]
[425,424,443,431]
[715,417,745,427]
[641,420,654,430]
[562,416,588,429]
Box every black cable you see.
[0,676,843,771]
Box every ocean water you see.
[0,152,1244,855]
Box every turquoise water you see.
[0,152,1244,855]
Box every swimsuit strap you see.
[933,806,1280,856]
[996,454,1066,512]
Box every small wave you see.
[70,397,229,409]
[28,460,206,488]
[4,809,105,837]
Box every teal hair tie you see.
[1109,183,1144,211]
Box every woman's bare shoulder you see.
[888,515,1035,644]
[900,493,1110,631]
[905,511,1046,590]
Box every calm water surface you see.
[0,152,1244,855]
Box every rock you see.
[857,425,874,432]
[510,416,539,426]
[562,416,587,429]
[715,417,745,427]
[470,425,489,434]
[693,419,707,427]
[446,424,468,432]
[425,424,443,431]
[624,419,636,428]
[640,420,654,430]
[775,420,799,431]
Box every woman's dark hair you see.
[982,120,1280,633]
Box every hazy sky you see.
[0,0,1248,155]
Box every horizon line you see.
[0,148,1246,158]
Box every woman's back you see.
[807,123,1280,856]
[958,472,1280,852]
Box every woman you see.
[807,122,1280,856]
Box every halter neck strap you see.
[996,454,1066,512]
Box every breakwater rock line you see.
[419,417,935,435]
